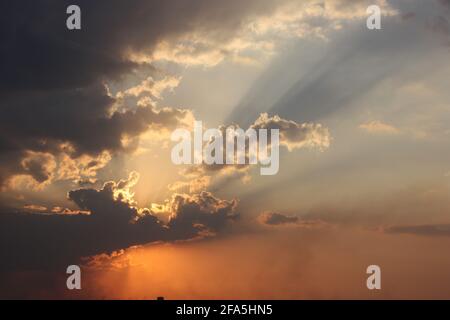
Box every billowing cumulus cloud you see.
[0,0,368,191]
[2,0,450,299]
[172,113,330,192]
[0,82,192,188]
[0,173,238,271]
[1,0,300,189]
[227,0,448,127]
[0,0,299,92]
[118,76,180,99]
[166,191,239,239]
[251,113,331,151]
[0,0,335,277]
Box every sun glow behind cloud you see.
[51,226,450,300]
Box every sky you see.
[1,0,450,299]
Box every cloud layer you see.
[0,173,238,271]
[0,0,299,189]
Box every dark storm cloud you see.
[385,224,450,237]
[0,0,283,93]
[167,191,239,239]
[0,174,238,271]
[0,0,297,93]
[0,0,290,187]
[0,83,191,186]
[3,83,190,155]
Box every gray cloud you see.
[0,173,238,271]
[0,0,290,93]
[258,212,325,228]
[0,0,294,188]
[228,0,449,125]
[167,191,239,239]
[259,212,299,225]
[0,82,191,186]
[250,113,330,151]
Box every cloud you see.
[258,212,325,228]
[384,224,450,237]
[1,0,332,274]
[56,151,112,185]
[0,172,238,271]
[259,212,299,225]
[0,0,296,92]
[1,0,299,189]
[168,176,212,194]
[166,191,239,239]
[359,120,401,135]
[0,82,192,188]
[1,0,360,191]
[115,76,181,102]
[227,0,449,126]
[23,205,48,213]
[176,164,251,194]
[50,207,90,216]
[251,113,331,150]
[141,0,396,67]
[170,113,330,193]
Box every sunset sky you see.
[1,0,450,299]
